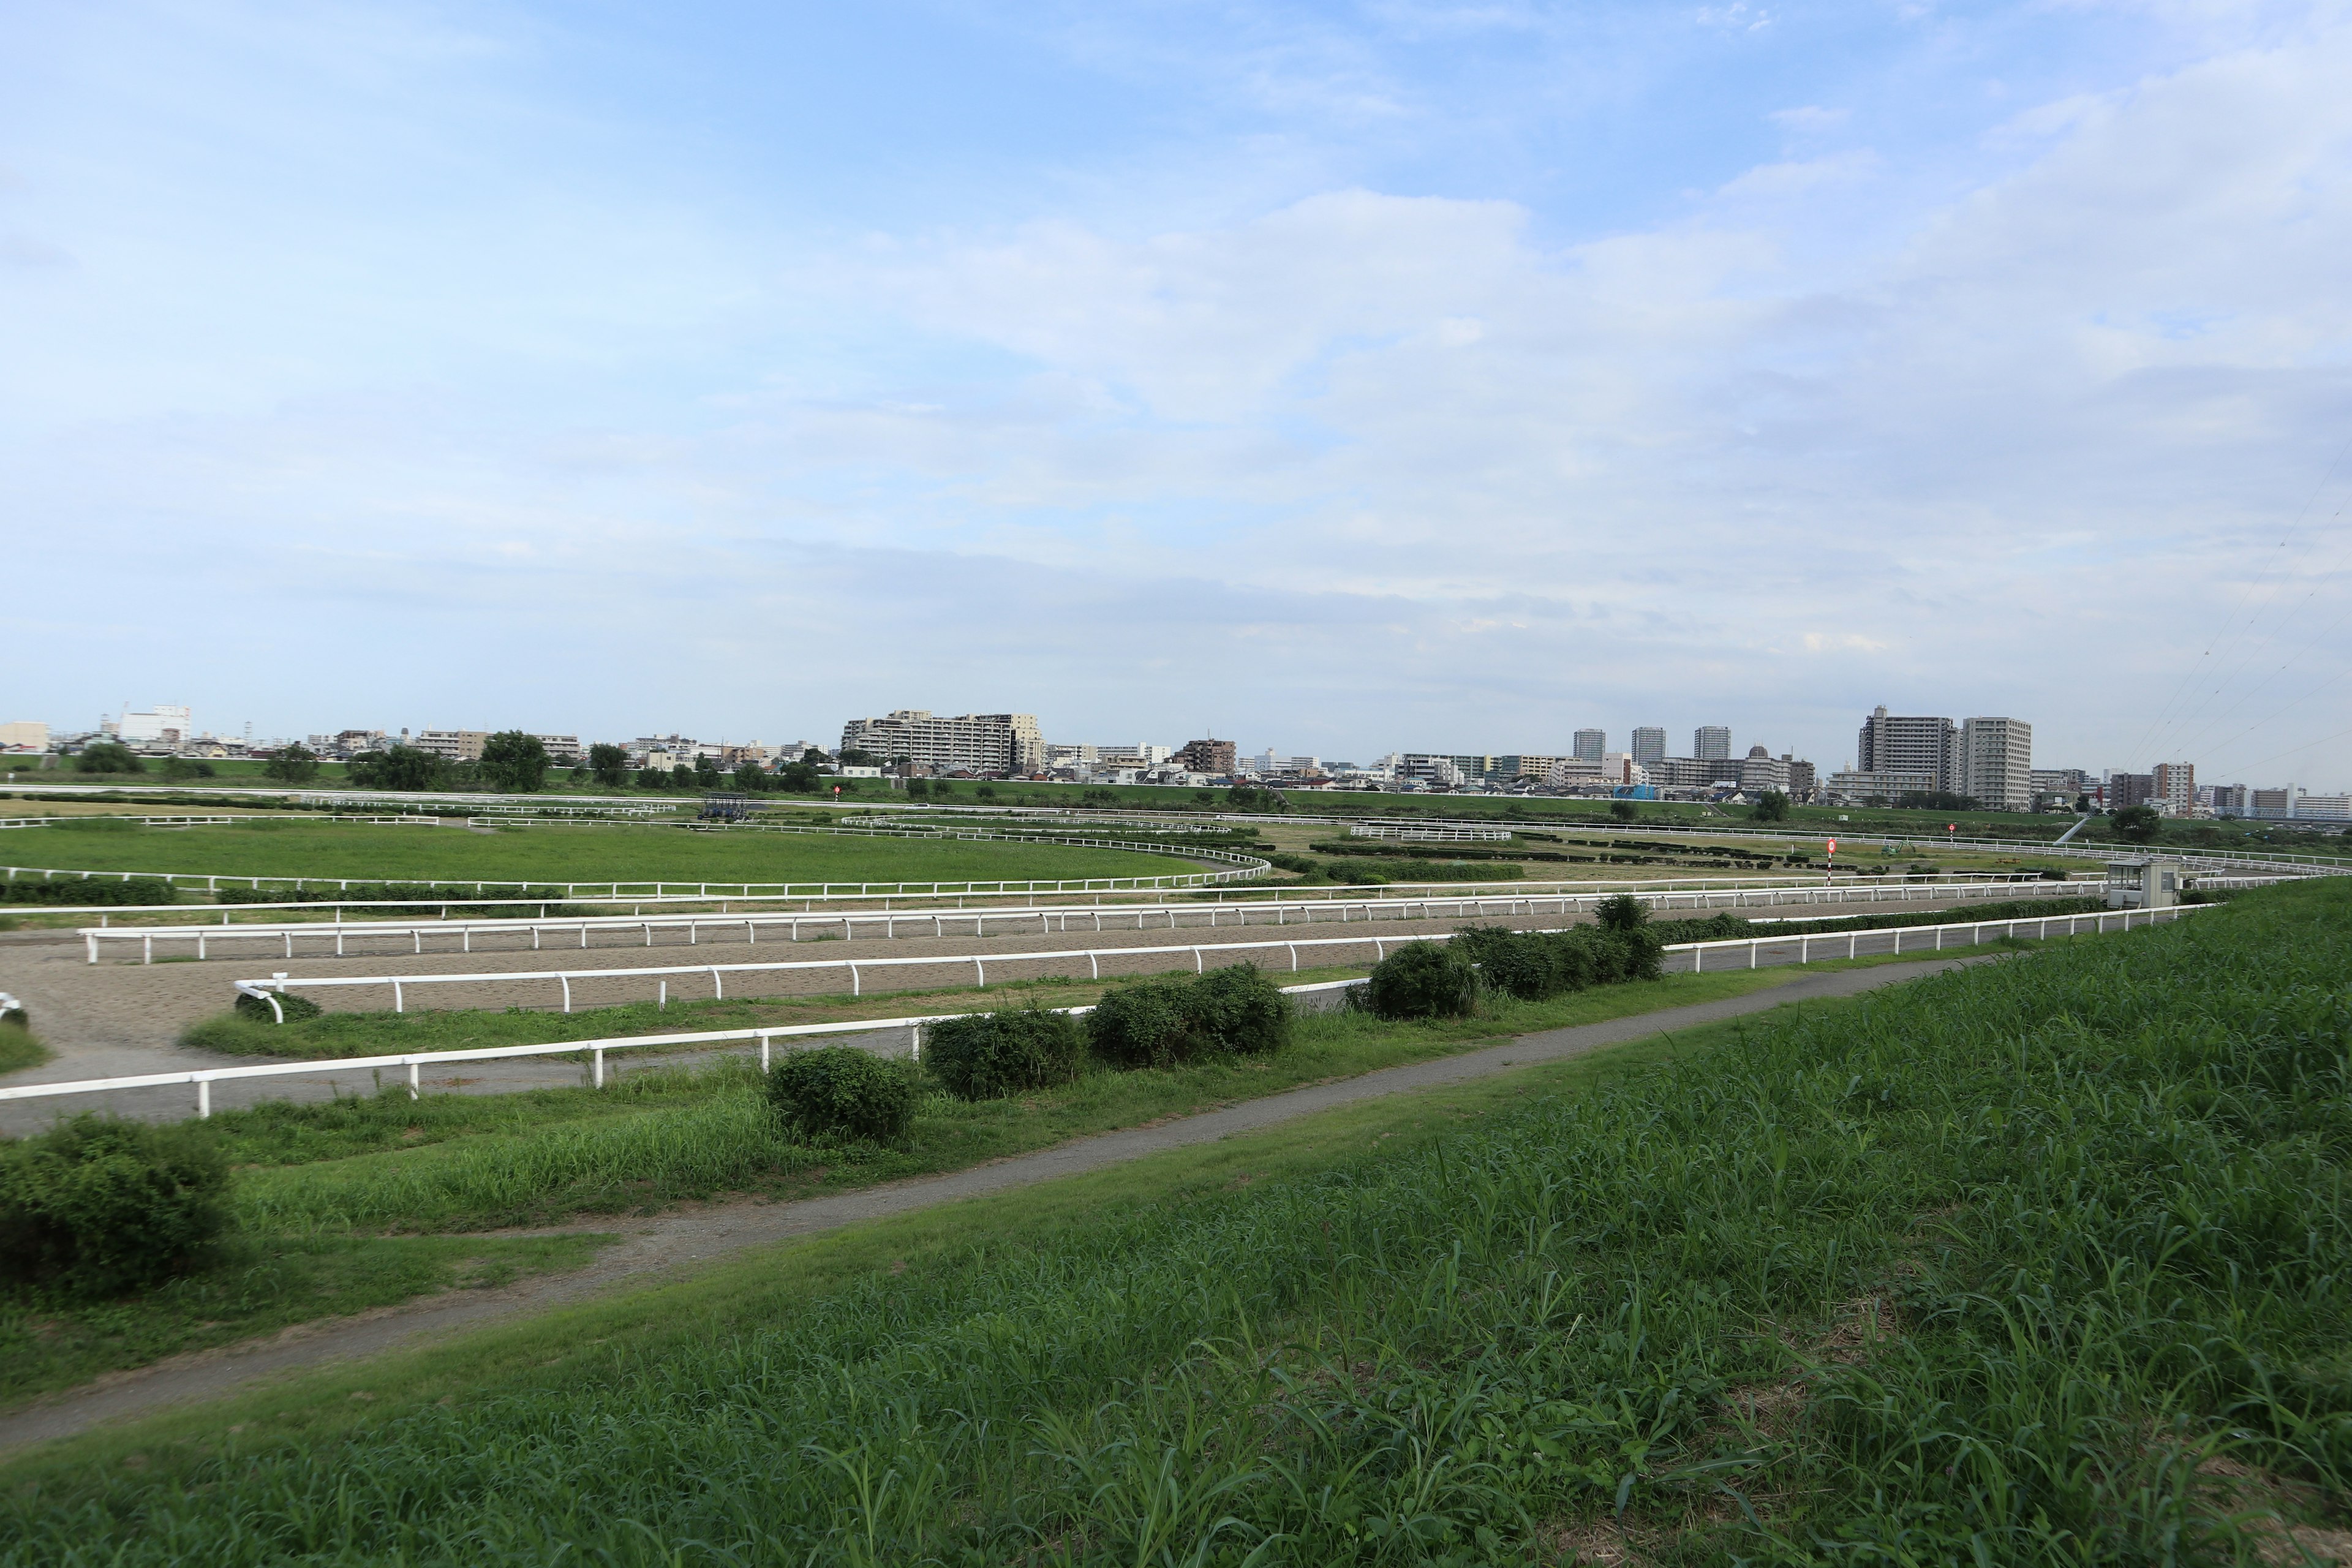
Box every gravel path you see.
[0,956,1982,1452]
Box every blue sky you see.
[4,1,2350,783]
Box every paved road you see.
[0,955,1983,1453]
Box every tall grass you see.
[9,881,2348,1562]
[232,1085,812,1234]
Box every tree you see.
[587,743,629,789]
[1753,790,1791,823]
[480,731,549,793]
[263,744,319,784]
[347,746,442,791]
[1609,799,1638,823]
[776,760,823,793]
[2112,804,2163,844]
[733,760,769,793]
[692,757,723,790]
[74,742,143,774]
[2074,793,2092,814]
[905,778,930,799]
[838,747,880,767]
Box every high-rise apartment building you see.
[2208,783,2247,815]
[1957,717,2032,812]
[1694,726,1732,761]
[1856,706,1956,793]
[2152,761,2195,816]
[1572,729,1605,763]
[838,710,1046,775]
[1173,737,1238,775]
[1630,726,1666,766]
[2108,772,2155,810]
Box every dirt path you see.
[0,956,1981,1452]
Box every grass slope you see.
[0,819,1200,888]
[4,881,2344,1562]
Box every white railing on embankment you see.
[37,869,2089,928]
[78,875,2125,964]
[0,905,2204,1121]
[220,904,2199,1018]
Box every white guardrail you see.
[219,903,2199,1018]
[0,856,1266,899]
[21,869,2079,924]
[0,906,2206,1120]
[80,876,2122,963]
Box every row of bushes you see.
[218,883,570,908]
[1,876,179,907]
[767,963,1296,1142]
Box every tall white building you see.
[1957,717,2033,811]
[1630,726,1666,766]
[1694,726,1731,761]
[115,705,192,748]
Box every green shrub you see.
[1593,892,1650,932]
[0,1114,231,1297]
[1181,964,1291,1057]
[1449,924,1662,1001]
[925,1006,1085,1100]
[1087,964,1291,1069]
[1087,978,1194,1069]
[232,990,325,1023]
[764,1047,918,1143]
[1365,940,1477,1020]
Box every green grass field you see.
[4,964,1812,1403]
[0,818,1207,889]
[3,879,2342,1561]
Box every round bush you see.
[1366,941,1477,1020]
[1087,978,1194,1069]
[765,1046,919,1143]
[0,1114,231,1298]
[233,989,325,1023]
[1185,963,1291,1057]
[1088,964,1292,1069]
[925,1006,1085,1101]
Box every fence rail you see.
[16,869,2087,924]
[2,906,2204,1121]
[226,902,2202,1018]
[82,875,2122,964]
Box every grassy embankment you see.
[6,960,1841,1403]
[0,818,1200,889]
[4,880,2343,1561]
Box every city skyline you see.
[5,4,2349,782]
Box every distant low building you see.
[416,729,490,763]
[0,721,50,753]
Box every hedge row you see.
[772,965,1295,1140]
[218,883,570,907]
[1,877,179,907]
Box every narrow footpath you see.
[0,956,1981,1452]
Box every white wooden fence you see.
[0,905,2204,1121]
[81,875,2113,963]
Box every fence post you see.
[593,1048,604,1089]
[560,975,571,1012]
[409,1061,421,1099]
